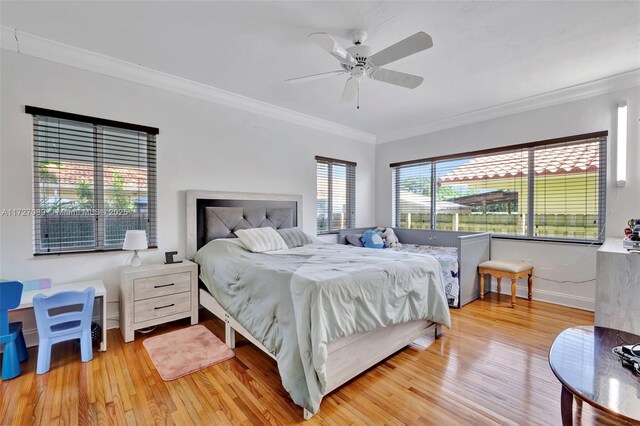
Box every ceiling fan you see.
[286,30,433,109]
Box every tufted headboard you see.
[186,190,302,259]
[203,206,294,242]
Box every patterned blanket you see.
[389,244,459,307]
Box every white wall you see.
[375,87,640,310]
[0,51,376,335]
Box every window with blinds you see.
[391,132,607,243]
[316,156,356,234]
[434,149,529,236]
[28,106,158,254]
[392,163,432,229]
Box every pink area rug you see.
[142,325,234,381]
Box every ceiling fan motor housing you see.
[344,45,375,76]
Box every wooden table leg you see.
[511,278,517,308]
[497,277,502,295]
[528,272,533,300]
[574,395,583,416]
[479,271,485,300]
[561,385,573,426]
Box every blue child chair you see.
[33,287,95,374]
[0,281,29,380]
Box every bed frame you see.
[185,190,441,420]
[338,227,491,307]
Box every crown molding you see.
[377,69,640,144]
[0,26,376,144]
[2,26,636,146]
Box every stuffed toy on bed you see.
[361,229,386,249]
[382,228,401,248]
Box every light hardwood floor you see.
[0,294,631,425]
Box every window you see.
[28,106,158,254]
[393,162,432,229]
[391,132,607,243]
[316,156,356,233]
[434,150,529,236]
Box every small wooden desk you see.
[13,280,107,352]
[549,326,640,425]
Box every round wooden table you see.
[549,326,640,425]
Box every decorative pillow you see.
[345,234,364,247]
[235,227,288,253]
[361,230,385,249]
[277,228,314,249]
[382,228,401,248]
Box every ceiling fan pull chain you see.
[357,79,360,110]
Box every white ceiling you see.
[2,1,639,138]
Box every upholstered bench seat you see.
[478,260,533,308]
[478,260,532,274]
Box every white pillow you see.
[235,227,288,253]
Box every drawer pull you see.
[154,283,175,289]
[155,303,175,310]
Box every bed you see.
[185,190,451,419]
[338,227,491,307]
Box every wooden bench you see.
[479,260,533,308]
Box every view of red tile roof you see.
[440,142,599,183]
[42,163,148,188]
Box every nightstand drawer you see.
[134,272,191,300]
[134,292,191,323]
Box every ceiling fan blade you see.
[308,32,357,66]
[286,70,345,84]
[369,68,424,89]
[368,32,433,67]
[340,77,358,103]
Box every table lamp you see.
[123,230,147,266]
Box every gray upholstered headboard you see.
[186,190,302,259]
[202,205,296,244]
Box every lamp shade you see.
[122,230,148,251]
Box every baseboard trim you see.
[490,282,594,311]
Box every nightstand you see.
[119,260,198,342]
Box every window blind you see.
[434,149,529,236]
[392,163,433,229]
[532,139,606,241]
[391,132,607,243]
[28,106,158,254]
[316,156,356,233]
